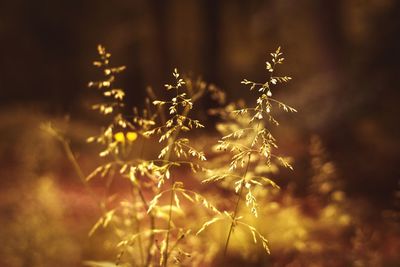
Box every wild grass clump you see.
[46,45,297,266]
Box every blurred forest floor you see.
[0,108,399,266]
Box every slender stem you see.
[114,137,156,266]
[132,187,145,266]
[163,179,175,267]
[223,121,261,257]
[162,86,191,267]
[223,153,252,256]
[135,141,145,267]
[137,138,156,267]
[58,137,106,211]
[137,184,156,267]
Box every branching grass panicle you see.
[198,47,297,256]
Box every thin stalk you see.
[142,188,156,265]
[223,153,252,256]
[116,138,156,267]
[223,122,261,257]
[122,182,155,267]
[58,136,105,211]
[113,140,147,266]
[137,138,156,267]
[163,178,175,267]
[162,87,191,266]
[134,140,145,267]
[132,187,145,266]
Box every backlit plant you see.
[45,45,297,266]
[199,47,297,256]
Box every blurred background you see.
[1,0,399,266]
